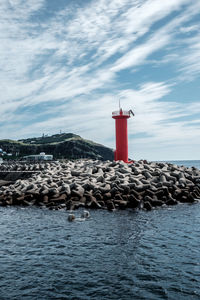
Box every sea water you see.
[0,161,199,300]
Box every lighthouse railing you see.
[112,110,130,116]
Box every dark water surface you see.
[0,161,200,299]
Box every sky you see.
[0,0,200,161]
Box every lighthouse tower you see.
[112,107,134,163]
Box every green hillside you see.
[18,133,80,145]
[0,133,114,161]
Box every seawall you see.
[0,160,199,210]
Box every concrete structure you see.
[112,108,134,163]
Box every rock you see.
[71,189,84,198]
[96,175,105,183]
[186,194,195,203]
[110,186,119,196]
[0,159,198,212]
[86,196,101,209]
[130,190,142,200]
[99,184,111,194]
[192,191,200,199]
[120,184,130,194]
[50,194,67,203]
[138,200,144,209]
[144,195,154,203]
[22,199,33,206]
[68,214,75,221]
[114,194,123,201]
[41,189,49,195]
[107,200,115,211]
[127,194,140,209]
[94,192,103,201]
[81,210,90,219]
[179,195,188,203]
[16,195,25,205]
[166,198,177,205]
[103,192,112,201]
[144,189,155,198]
[143,171,153,180]
[160,174,167,183]
[161,196,168,203]
[43,195,49,203]
[151,199,164,207]
[134,184,151,192]
[114,200,127,209]
[98,200,106,207]
[143,201,152,211]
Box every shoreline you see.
[0,159,199,211]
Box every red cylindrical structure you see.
[112,108,132,163]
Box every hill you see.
[0,133,114,161]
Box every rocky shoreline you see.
[0,160,200,211]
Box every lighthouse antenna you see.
[129,109,135,116]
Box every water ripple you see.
[0,204,200,299]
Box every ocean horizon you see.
[160,160,200,168]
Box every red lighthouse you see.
[112,107,134,163]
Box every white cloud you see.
[179,25,199,33]
[0,0,200,160]
[179,37,200,78]
[111,33,170,72]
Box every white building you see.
[22,153,53,161]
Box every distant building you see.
[22,153,53,161]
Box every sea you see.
[0,160,199,300]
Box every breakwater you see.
[0,160,200,210]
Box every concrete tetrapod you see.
[0,160,199,211]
